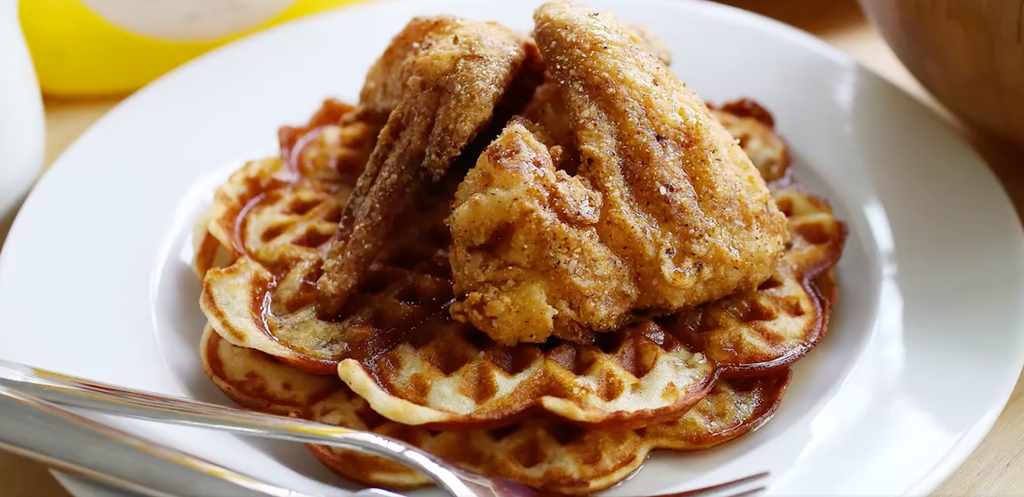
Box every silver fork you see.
[0,358,769,497]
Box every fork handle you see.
[0,386,317,497]
[0,358,489,497]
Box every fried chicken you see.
[317,16,539,316]
[448,118,637,344]
[630,24,673,67]
[447,1,789,345]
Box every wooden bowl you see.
[859,0,1024,149]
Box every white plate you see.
[3,0,1024,495]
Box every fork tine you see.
[645,472,769,497]
[719,486,767,497]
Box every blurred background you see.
[3,0,1024,495]
[21,0,1024,162]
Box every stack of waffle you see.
[193,92,846,493]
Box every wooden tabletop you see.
[5,0,1024,495]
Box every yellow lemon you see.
[19,0,368,97]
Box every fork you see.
[0,358,769,497]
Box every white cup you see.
[0,0,45,246]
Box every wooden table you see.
[5,0,1024,495]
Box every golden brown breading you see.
[449,118,636,345]
[317,16,538,316]
[447,1,789,344]
[630,24,672,66]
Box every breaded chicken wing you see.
[447,1,788,345]
[449,118,637,344]
[317,16,539,316]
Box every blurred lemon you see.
[19,0,367,97]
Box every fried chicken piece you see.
[317,16,538,316]
[447,1,788,344]
[630,24,672,66]
[449,118,637,344]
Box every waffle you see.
[668,186,842,371]
[710,99,790,183]
[201,327,790,495]
[197,99,844,428]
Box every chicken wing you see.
[630,24,673,67]
[447,1,788,344]
[448,118,637,344]
[317,16,539,316]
